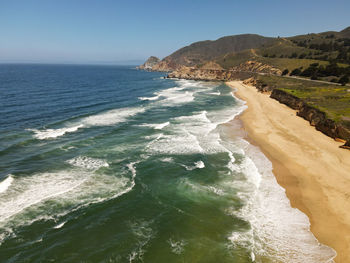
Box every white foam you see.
[158,89,194,106]
[81,107,145,127]
[30,106,145,140]
[226,142,336,263]
[138,94,161,101]
[140,121,169,130]
[53,221,66,229]
[0,176,14,194]
[208,91,221,96]
[168,238,186,255]
[0,163,136,232]
[160,157,174,163]
[128,219,154,262]
[67,156,109,170]
[183,160,205,171]
[0,171,88,223]
[29,125,84,139]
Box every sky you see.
[0,0,349,64]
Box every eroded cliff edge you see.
[169,66,350,149]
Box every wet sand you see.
[227,80,350,263]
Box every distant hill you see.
[152,34,275,71]
[146,26,350,73]
[340,26,350,38]
[137,56,160,70]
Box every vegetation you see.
[256,75,350,127]
[289,62,350,84]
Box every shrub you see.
[290,68,302,76]
[339,75,349,86]
[282,69,289,76]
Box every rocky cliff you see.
[137,56,160,70]
[167,66,254,81]
[166,60,280,81]
[270,89,350,144]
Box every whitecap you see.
[183,160,205,171]
[0,176,14,194]
[168,238,186,255]
[226,142,336,263]
[81,107,145,127]
[138,94,161,101]
[53,221,66,229]
[140,121,170,130]
[29,106,145,140]
[67,156,109,170]
[0,163,136,231]
[28,125,83,139]
[208,91,221,96]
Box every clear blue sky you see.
[0,0,349,64]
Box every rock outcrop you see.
[166,60,280,81]
[167,66,254,81]
[151,58,179,72]
[138,56,160,70]
[233,61,282,75]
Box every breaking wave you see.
[29,106,145,140]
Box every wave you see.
[81,106,145,127]
[67,156,109,170]
[156,87,194,106]
[138,94,161,101]
[168,238,186,255]
[208,91,221,96]
[28,125,84,139]
[139,121,170,130]
[183,160,205,171]
[0,161,138,242]
[0,176,14,194]
[146,111,224,155]
[128,219,154,262]
[53,221,66,229]
[226,142,336,263]
[29,106,145,140]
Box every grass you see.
[257,75,350,126]
[256,57,329,71]
[216,50,255,69]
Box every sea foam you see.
[0,176,14,194]
[29,106,145,140]
[225,140,336,263]
[67,156,109,170]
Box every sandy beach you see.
[227,80,350,263]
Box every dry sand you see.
[226,81,350,263]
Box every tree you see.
[290,68,302,76]
[282,69,289,76]
[311,73,318,80]
[338,75,349,86]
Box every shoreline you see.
[227,80,350,263]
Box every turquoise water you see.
[0,65,335,262]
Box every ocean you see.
[0,64,336,262]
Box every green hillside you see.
[163,34,275,66]
[256,74,350,128]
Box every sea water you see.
[0,64,336,262]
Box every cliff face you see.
[270,89,350,142]
[151,58,179,72]
[232,61,282,75]
[167,66,254,81]
[166,60,280,81]
[138,56,160,70]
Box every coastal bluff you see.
[137,56,160,70]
